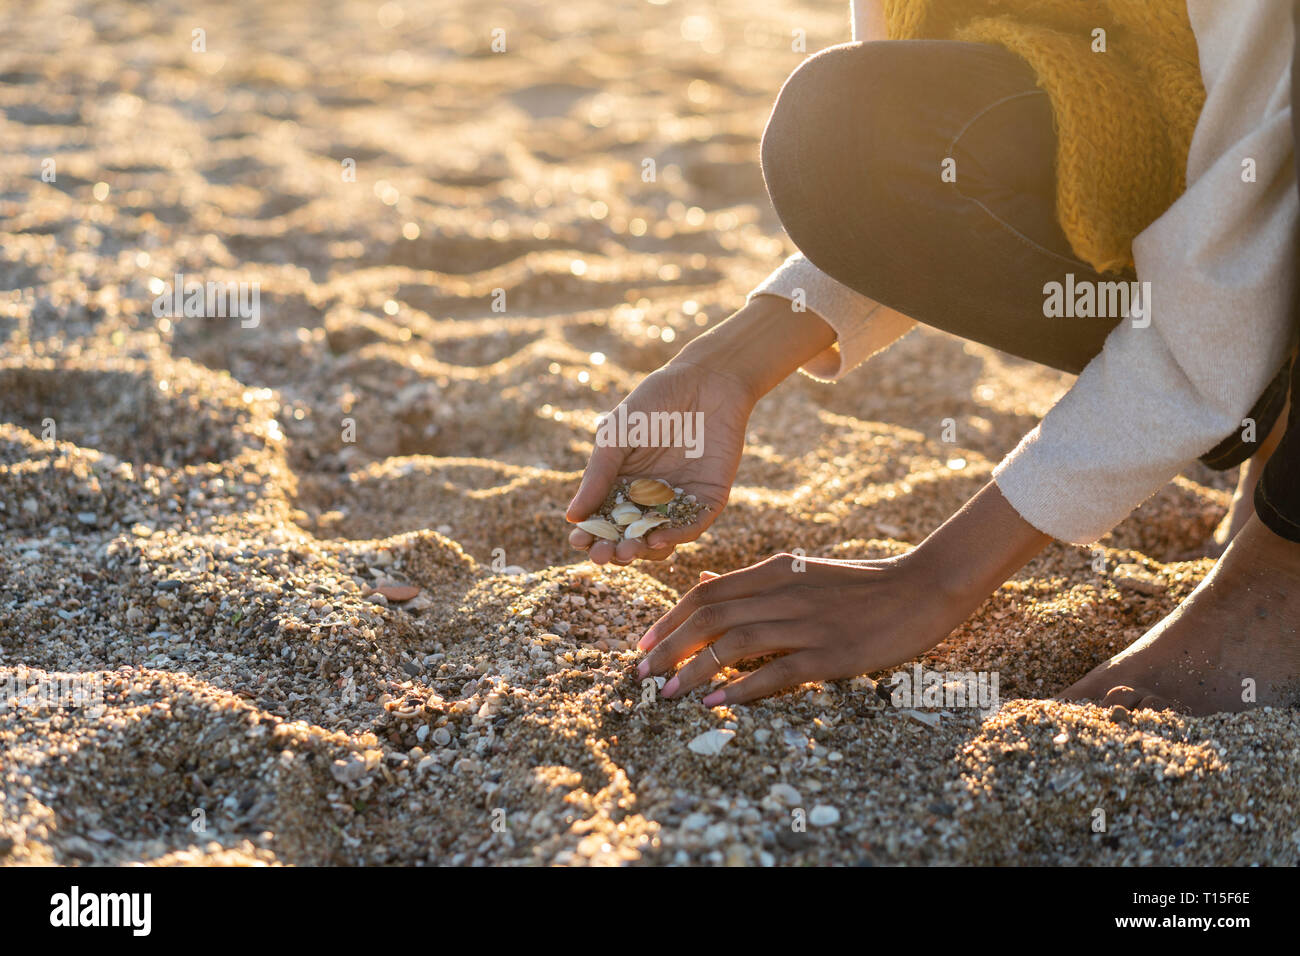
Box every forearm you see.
[671,294,836,401]
[910,480,1052,612]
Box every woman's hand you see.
[566,295,838,564]
[635,481,1052,704]
[565,359,754,563]
[636,552,968,704]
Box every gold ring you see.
[706,644,722,669]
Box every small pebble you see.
[809,805,840,827]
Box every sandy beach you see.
[2,0,1299,866]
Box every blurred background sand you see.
[1,0,1296,866]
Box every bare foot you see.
[1065,515,1300,715]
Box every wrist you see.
[673,295,837,400]
[908,480,1052,609]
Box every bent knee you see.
[759,42,890,195]
[759,42,906,267]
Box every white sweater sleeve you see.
[747,255,917,381]
[994,0,1297,545]
[745,1,914,382]
[851,0,887,42]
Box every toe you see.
[1098,687,1188,714]
[1099,685,1144,709]
[1134,693,1187,714]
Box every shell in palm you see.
[623,512,670,540]
[576,518,621,540]
[626,478,674,506]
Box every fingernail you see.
[702,690,725,707]
[636,660,649,678]
[661,676,679,698]
[637,627,656,650]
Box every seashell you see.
[576,518,621,540]
[610,501,642,525]
[623,512,670,540]
[687,728,736,755]
[627,478,674,505]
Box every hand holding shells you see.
[569,477,700,562]
[563,359,756,565]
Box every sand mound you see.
[2,0,1297,866]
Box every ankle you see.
[1224,515,1300,581]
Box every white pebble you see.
[809,805,840,827]
[768,783,801,807]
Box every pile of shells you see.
[575,477,701,543]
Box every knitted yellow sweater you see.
[883,0,1206,273]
